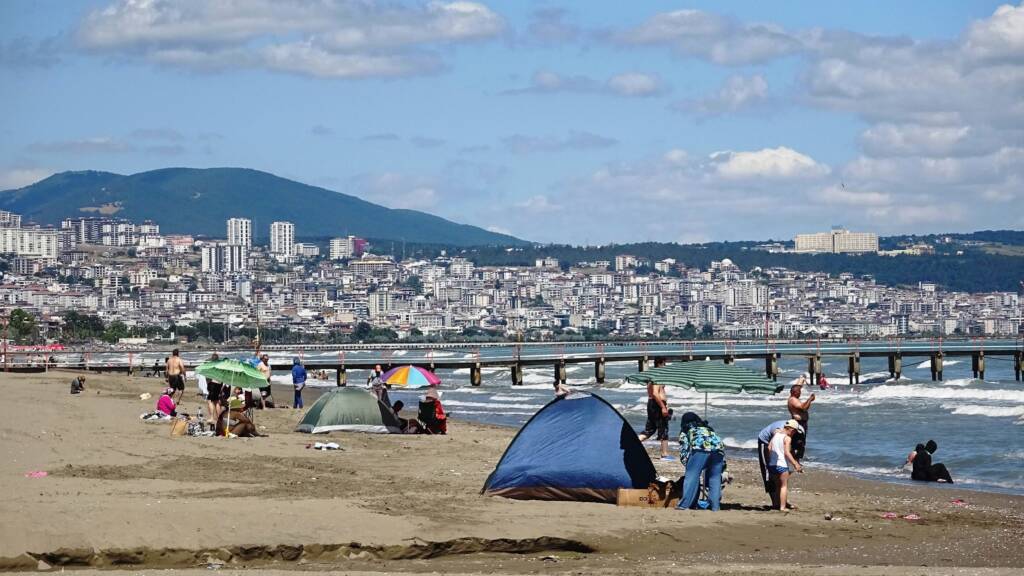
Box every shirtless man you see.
[787,379,815,460]
[165,349,186,402]
[638,380,672,460]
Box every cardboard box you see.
[616,482,680,508]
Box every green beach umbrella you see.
[624,360,784,417]
[195,358,268,390]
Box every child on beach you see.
[768,419,804,511]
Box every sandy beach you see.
[1,370,1022,575]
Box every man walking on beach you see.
[166,349,186,402]
[787,380,815,460]
[638,377,672,461]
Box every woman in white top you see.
[768,419,804,511]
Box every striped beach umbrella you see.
[625,360,784,417]
[380,365,442,387]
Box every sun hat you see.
[784,419,804,433]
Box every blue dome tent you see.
[482,392,657,503]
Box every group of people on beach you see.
[634,368,818,512]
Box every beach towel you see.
[196,374,208,396]
[140,411,172,422]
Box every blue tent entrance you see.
[482,392,657,503]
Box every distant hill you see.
[0,168,525,246]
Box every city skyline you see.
[2,1,1023,244]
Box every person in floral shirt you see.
[676,412,726,511]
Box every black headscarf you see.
[679,411,708,433]
[925,439,938,454]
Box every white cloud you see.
[506,70,666,98]
[515,195,561,212]
[615,9,801,65]
[607,73,664,97]
[677,74,768,115]
[711,146,830,180]
[815,184,891,206]
[75,0,504,78]
[0,168,53,190]
[355,173,440,210]
[963,2,1024,62]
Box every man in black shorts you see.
[637,379,672,460]
[166,349,187,401]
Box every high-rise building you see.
[794,228,878,254]
[227,218,252,248]
[0,211,22,228]
[201,243,248,273]
[329,236,366,260]
[270,221,294,257]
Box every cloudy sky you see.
[1,1,1022,243]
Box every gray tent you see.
[296,387,403,434]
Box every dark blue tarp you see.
[482,392,657,503]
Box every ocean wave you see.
[914,359,962,369]
[863,385,1024,403]
[941,378,974,387]
[722,436,757,450]
[488,394,532,402]
[940,403,1024,418]
[442,399,544,411]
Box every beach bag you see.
[169,419,188,437]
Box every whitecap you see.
[940,404,1024,418]
[722,437,757,450]
[863,385,1024,403]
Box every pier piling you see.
[887,354,902,380]
[470,363,482,386]
[555,361,567,384]
[1015,351,1022,381]
[808,355,821,385]
[336,366,347,386]
[765,355,778,381]
[595,358,606,384]
[511,363,523,386]
[930,353,944,381]
[972,351,985,380]
[848,354,860,385]
[638,357,648,372]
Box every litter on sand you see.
[308,442,341,450]
[881,512,899,519]
[951,498,967,506]
[902,514,921,521]
[24,471,48,478]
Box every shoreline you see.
[1,370,1022,572]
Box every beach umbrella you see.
[624,360,784,417]
[195,358,267,390]
[380,365,441,387]
[195,358,268,436]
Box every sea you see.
[112,347,1023,495]
[278,354,1024,496]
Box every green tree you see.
[102,321,130,343]
[8,308,39,344]
[700,323,715,338]
[681,322,698,340]
[403,275,424,294]
[353,322,373,341]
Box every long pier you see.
[6,338,1023,385]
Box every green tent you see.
[296,387,403,434]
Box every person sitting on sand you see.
[767,419,804,512]
[906,440,954,483]
[392,400,424,434]
[156,387,178,417]
[70,375,85,394]
[418,387,448,434]
[676,412,726,511]
[215,387,260,437]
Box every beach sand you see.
[1,370,1022,574]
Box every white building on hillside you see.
[227,218,252,248]
[270,221,294,258]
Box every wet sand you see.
[1,370,1022,574]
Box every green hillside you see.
[0,167,525,246]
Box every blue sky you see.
[1,1,1022,243]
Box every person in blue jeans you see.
[676,412,726,511]
[291,357,307,409]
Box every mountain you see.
[0,167,525,246]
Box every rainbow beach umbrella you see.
[381,365,441,387]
